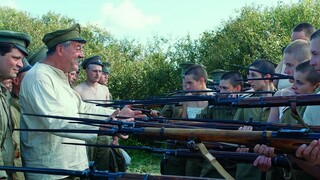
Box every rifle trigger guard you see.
[187,140,198,151]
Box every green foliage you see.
[2,0,320,99]
[198,0,320,75]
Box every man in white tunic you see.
[20,24,141,180]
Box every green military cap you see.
[0,30,31,56]
[102,62,111,74]
[210,69,227,81]
[18,58,32,74]
[179,62,195,76]
[82,55,104,69]
[42,23,86,49]
[27,45,48,66]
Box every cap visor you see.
[70,37,86,44]
[14,44,28,56]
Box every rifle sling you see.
[290,102,313,133]
[196,142,234,180]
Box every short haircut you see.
[221,71,243,88]
[46,41,72,56]
[295,60,320,85]
[0,43,16,56]
[184,65,208,81]
[284,39,311,63]
[292,22,316,38]
[249,59,275,77]
[310,29,320,41]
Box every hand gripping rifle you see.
[17,123,320,155]
[62,142,299,169]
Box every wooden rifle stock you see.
[141,127,315,154]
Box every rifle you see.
[0,165,212,180]
[76,112,320,132]
[62,142,299,169]
[16,125,320,155]
[87,93,320,108]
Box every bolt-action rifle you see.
[17,124,320,155]
[27,113,320,133]
[0,165,212,180]
[62,142,299,169]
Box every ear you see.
[55,44,64,56]
[264,74,272,83]
[314,82,320,91]
[200,77,206,84]
[236,85,241,92]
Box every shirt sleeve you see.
[21,80,101,142]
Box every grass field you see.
[120,137,163,174]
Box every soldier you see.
[160,62,194,176]
[98,62,112,99]
[234,59,276,180]
[74,55,111,101]
[268,39,311,123]
[182,65,214,177]
[11,58,32,180]
[253,60,320,180]
[198,71,243,178]
[199,71,243,120]
[0,30,31,179]
[74,56,125,172]
[276,22,315,90]
[68,70,78,86]
[19,24,143,180]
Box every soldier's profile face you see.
[291,71,317,95]
[310,38,320,74]
[219,79,236,93]
[0,48,24,80]
[183,75,201,91]
[283,53,299,83]
[247,67,265,91]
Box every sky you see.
[0,0,299,43]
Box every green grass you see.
[120,137,163,174]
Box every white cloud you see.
[100,0,161,31]
[0,0,18,8]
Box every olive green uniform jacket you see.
[268,106,315,180]
[11,94,26,180]
[233,100,271,180]
[0,83,14,179]
[196,106,237,178]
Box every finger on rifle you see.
[236,147,249,153]
[117,133,129,140]
[310,142,320,165]
[238,125,253,131]
[111,109,120,119]
[253,155,272,172]
[301,140,320,165]
[255,144,275,157]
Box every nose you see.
[17,59,23,68]
[310,57,317,67]
[78,51,84,58]
[291,83,297,90]
[284,66,290,75]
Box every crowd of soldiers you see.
[0,22,320,180]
